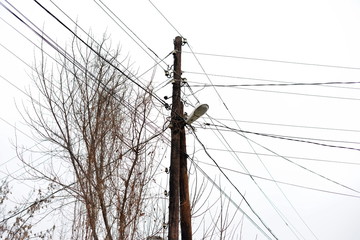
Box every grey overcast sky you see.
[1,0,360,239]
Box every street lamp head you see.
[185,103,209,125]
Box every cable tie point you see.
[164,103,170,110]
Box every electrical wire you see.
[0,116,42,168]
[187,155,275,240]
[200,114,341,240]
[49,0,170,79]
[194,149,358,239]
[182,40,312,238]
[0,68,169,190]
[0,1,169,139]
[223,125,360,195]
[184,71,360,91]
[204,123,360,152]
[148,0,183,37]
[29,0,168,108]
[0,121,169,224]
[0,2,173,194]
[92,0,165,66]
[195,123,314,240]
[202,118,360,192]
[201,147,360,166]
[201,123,360,146]
[182,51,360,71]
[137,51,173,79]
[184,74,360,101]
[0,19,167,141]
[202,117,360,133]
[184,44,312,238]
[195,159,360,199]
[191,131,278,240]
[1,24,168,147]
[190,81,360,88]
[0,16,147,135]
[49,0,174,98]
[224,85,360,101]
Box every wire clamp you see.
[164,70,171,77]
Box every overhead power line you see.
[203,124,360,146]
[0,9,171,141]
[189,81,360,88]
[188,156,279,240]
[202,147,360,166]
[196,159,360,199]
[182,36,318,239]
[148,0,183,37]
[92,0,165,64]
[192,131,279,240]
[28,0,168,108]
[204,123,360,152]
[0,13,166,145]
[184,71,360,91]
[222,85,360,101]
[49,0,168,71]
[182,51,360,70]
[0,120,168,224]
[1,0,173,140]
[201,117,360,133]
[230,127,360,195]
[198,119,319,240]
[184,49,320,239]
[0,4,173,184]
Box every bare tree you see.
[18,35,165,240]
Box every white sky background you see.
[1,0,360,239]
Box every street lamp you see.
[185,104,209,125]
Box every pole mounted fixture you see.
[185,104,209,125]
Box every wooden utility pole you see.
[168,36,192,240]
[168,36,183,240]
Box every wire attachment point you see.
[164,70,170,77]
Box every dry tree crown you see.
[18,35,165,240]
